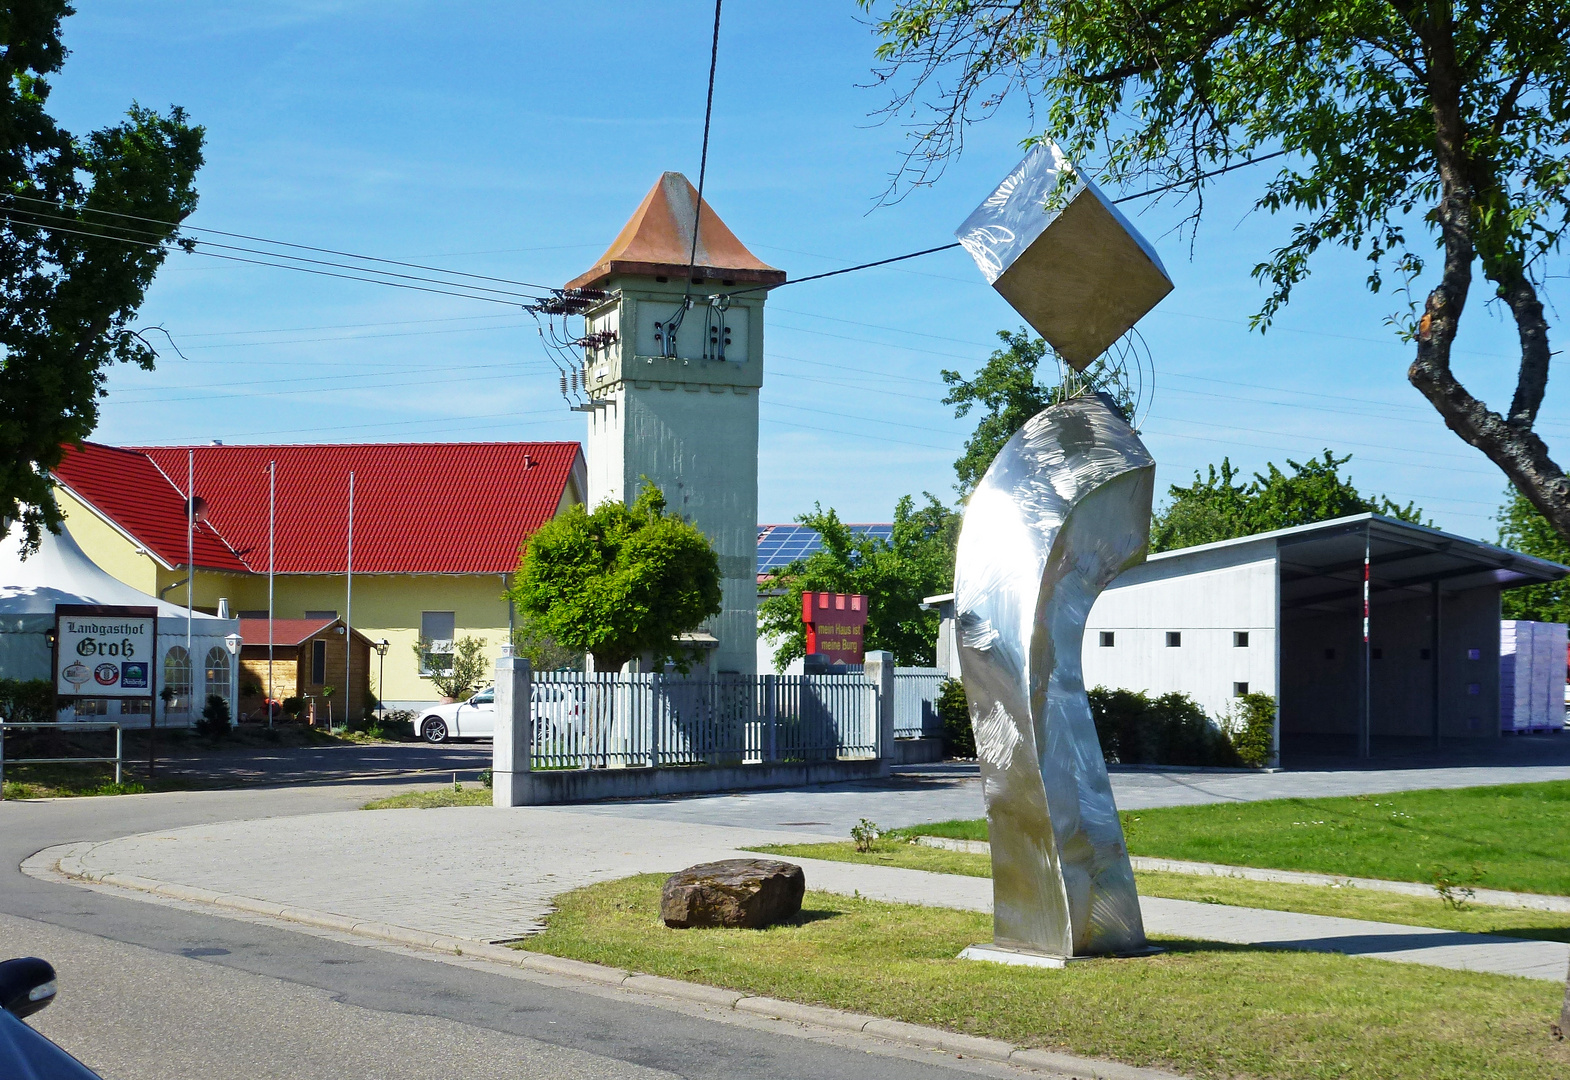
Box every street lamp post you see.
[373,639,389,720]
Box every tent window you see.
[164,647,192,713]
[205,646,231,709]
[1166,632,1181,648]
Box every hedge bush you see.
[936,677,974,758]
[0,679,54,724]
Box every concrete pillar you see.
[492,655,532,807]
[863,650,896,777]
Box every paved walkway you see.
[36,803,1569,983]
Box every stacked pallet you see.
[1500,620,1568,733]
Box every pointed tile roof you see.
[566,172,785,290]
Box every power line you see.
[0,191,559,293]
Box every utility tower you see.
[566,172,784,674]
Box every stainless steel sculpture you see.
[954,394,1155,960]
[952,143,1172,964]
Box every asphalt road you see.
[0,785,1021,1080]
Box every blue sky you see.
[52,2,1569,539]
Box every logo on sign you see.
[94,663,121,686]
[120,662,148,689]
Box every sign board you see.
[54,604,158,700]
[801,592,869,665]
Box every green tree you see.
[0,3,204,550]
[1498,487,1570,622]
[862,1,1570,542]
[758,494,958,670]
[1151,451,1424,552]
[942,327,1132,497]
[510,482,722,674]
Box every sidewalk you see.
[34,803,1569,982]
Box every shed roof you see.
[237,617,339,647]
[566,172,784,290]
[1146,513,1567,611]
[55,440,583,576]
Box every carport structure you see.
[1081,513,1569,766]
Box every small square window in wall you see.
[1234,631,1249,648]
[1467,683,1481,696]
[1233,681,1249,697]
[1467,648,1481,660]
[1324,648,1336,660]
[1420,648,1432,660]
[1166,631,1182,648]
[1100,631,1115,647]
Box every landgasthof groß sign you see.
[54,604,158,699]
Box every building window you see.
[164,646,192,713]
[1420,648,1432,660]
[420,611,456,675]
[1100,631,1115,647]
[1233,682,1249,697]
[1467,682,1481,696]
[1166,632,1181,648]
[305,610,338,621]
[311,639,327,685]
[1467,648,1481,660]
[1234,631,1249,648]
[1324,648,1336,660]
[237,610,268,620]
[205,646,231,711]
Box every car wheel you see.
[421,717,448,744]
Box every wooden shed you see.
[238,617,372,723]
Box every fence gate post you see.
[492,654,533,807]
[863,651,896,775]
[763,674,777,764]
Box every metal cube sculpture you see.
[955,143,1173,370]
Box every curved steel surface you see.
[954,394,1154,957]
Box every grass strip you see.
[747,840,1570,942]
[888,780,1570,896]
[517,874,1569,1080]
[362,786,493,809]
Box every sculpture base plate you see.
[959,943,1164,969]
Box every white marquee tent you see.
[0,522,240,726]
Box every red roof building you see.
[52,440,585,710]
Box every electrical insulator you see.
[570,370,579,394]
[559,373,568,395]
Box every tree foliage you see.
[510,483,722,674]
[942,327,1132,496]
[413,635,490,699]
[861,0,1570,541]
[1151,451,1424,552]
[1497,487,1570,623]
[0,2,204,549]
[758,495,958,669]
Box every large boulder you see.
[660,858,805,929]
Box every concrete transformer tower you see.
[566,173,784,674]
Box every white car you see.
[418,687,495,743]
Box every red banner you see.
[802,592,869,664]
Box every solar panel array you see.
[756,523,895,574]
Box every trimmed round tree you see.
[511,482,722,673]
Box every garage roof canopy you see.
[1148,513,1568,613]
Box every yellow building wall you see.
[57,490,162,595]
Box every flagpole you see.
[346,471,354,730]
[267,460,276,729]
[186,448,194,725]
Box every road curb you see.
[37,843,1185,1079]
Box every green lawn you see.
[747,840,1570,942]
[517,874,1569,1080]
[889,780,1570,896]
[362,786,493,809]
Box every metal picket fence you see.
[528,671,878,770]
[893,667,946,739]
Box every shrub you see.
[281,696,304,720]
[1225,692,1277,767]
[196,694,232,737]
[1088,687,1241,767]
[851,818,882,853]
[380,708,416,740]
[936,677,974,759]
[0,679,54,724]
